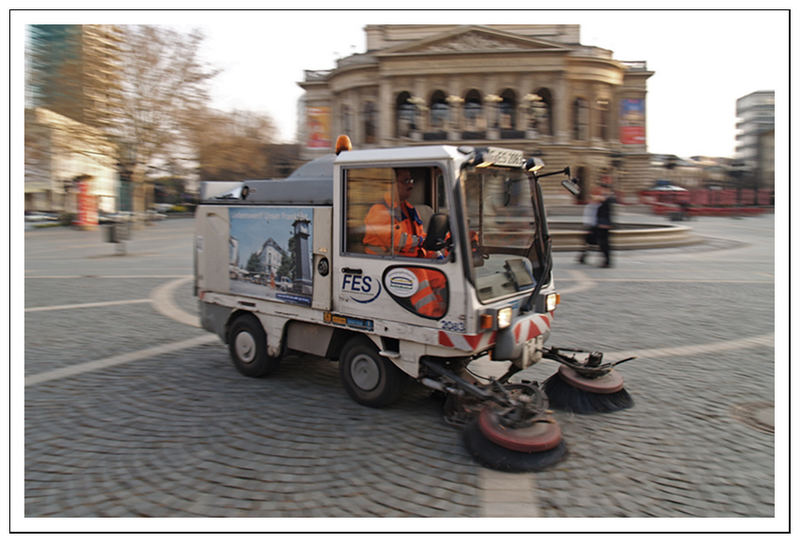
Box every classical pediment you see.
[377,26,572,56]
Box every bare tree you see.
[188,107,279,180]
[114,25,220,186]
[26,24,220,212]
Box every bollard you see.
[105,222,131,255]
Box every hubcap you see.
[234,331,257,364]
[351,353,380,391]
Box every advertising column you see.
[75,175,98,230]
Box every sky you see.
[186,8,789,159]
[10,7,788,158]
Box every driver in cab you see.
[363,168,432,258]
[363,168,447,318]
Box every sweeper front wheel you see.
[543,365,633,414]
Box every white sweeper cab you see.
[194,135,634,471]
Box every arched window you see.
[395,91,415,138]
[429,90,449,130]
[463,89,483,132]
[499,89,517,130]
[363,102,376,144]
[572,97,588,141]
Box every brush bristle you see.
[543,371,633,414]
[462,420,567,472]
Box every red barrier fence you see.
[639,188,773,216]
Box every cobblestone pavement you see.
[18,214,783,528]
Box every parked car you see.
[24,211,59,223]
[146,209,167,221]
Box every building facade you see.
[27,24,123,134]
[25,107,118,213]
[735,90,774,191]
[25,25,154,214]
[298,24,655,201]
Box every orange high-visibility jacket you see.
[363,193,427,257]
[363,194,447,318]
[409,267,447,318]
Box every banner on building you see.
[306,106,331,149]
[620,98,646,145]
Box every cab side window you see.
[343,166,442,257]
[344,167,391,254]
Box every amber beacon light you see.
[335,135,352,154]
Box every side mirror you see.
[423,213,450,251]
[561,178,581,196]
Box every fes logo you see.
[341,274,381,303]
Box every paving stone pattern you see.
[25,348,480,517]
[22,215,778,518]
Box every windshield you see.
[463,168,547,302]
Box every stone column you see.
[413,79,428,136]
[378,79,393,145]
[352,91,362,145]
[518,103,529,137]
[485,94,502,140]
[554,79,569,144]
[522,93,543,139]
[446,94,464,141]
[610,90,619,146]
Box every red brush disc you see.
[477,407,562,453]
[557,365,625,394]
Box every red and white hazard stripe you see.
[437,330,496,352]
[437,311,555,352]
[512,312,554,343]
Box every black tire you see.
[462,419,567,472]
[227,314,280,378]
[339,336,407,407]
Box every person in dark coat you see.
[595,183,615,268]
[577,190,601,264]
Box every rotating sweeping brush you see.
[543,364,633,414]
[462,407,567,472]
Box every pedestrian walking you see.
[595,182,616,268]
[576,190,600,264]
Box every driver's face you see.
[396,171,415,201]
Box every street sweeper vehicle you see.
[194,136,635,471]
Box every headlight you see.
[546,293,559,312]
[497,307,513,329]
